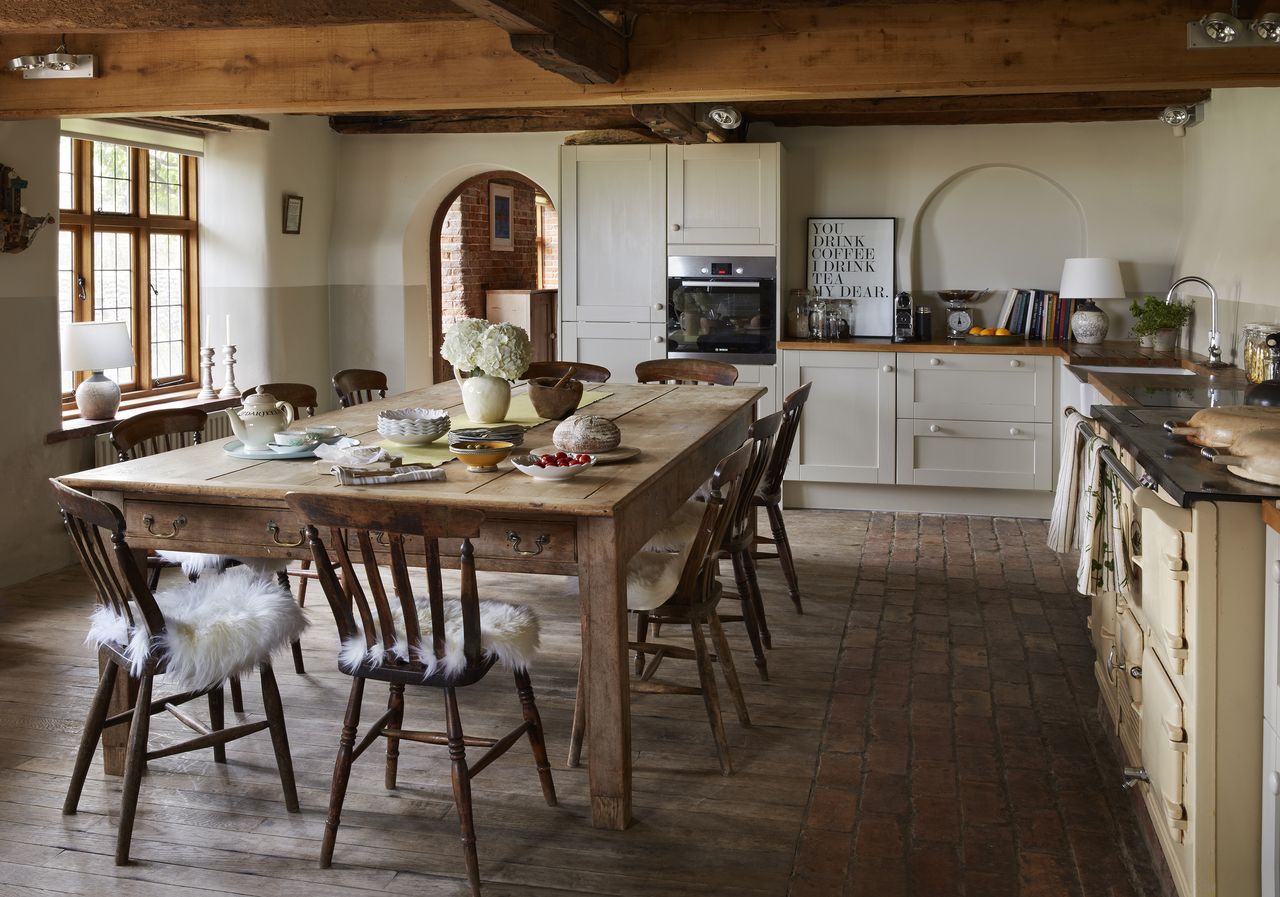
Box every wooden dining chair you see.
[51,480,303,866]
[283,492,556,896]
[332,368,388,408]
[635,358,739,386]
[753,382,812,615]
[568,441,753,775]
[244,382,319,418]
[522,360,612,383]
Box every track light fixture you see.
[5,36,96,79]
[1159,105,1197,137]
[707,105,743,130]
[1189,4,1280,47]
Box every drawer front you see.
[1139,647,1188,845]
[895,419,1052,490]
[344,519,579,565]
[897,353,1053,423]
[1140,505,1190,685]
[125,500,305,557]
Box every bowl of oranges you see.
[965,326,1021,345]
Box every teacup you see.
[305,424,342,439]
[274,430,318,447]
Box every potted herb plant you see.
[1130,296,1192,352]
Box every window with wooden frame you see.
[58,136,200,404]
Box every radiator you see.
[93,409,234,468]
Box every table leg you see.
[99,648,137,776]
[578,517,632,830]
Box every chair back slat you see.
[49,480,167,642]
[110,408,208,463]
[634,359,739,386]
[333,369,388,408]
[523,361,612,384]
[761,382,811,497]
[673,442,753,600]
[286,491,487,675]
[730,410,784,541]
[245,383,319,418]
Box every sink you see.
[1071,365,1196,377]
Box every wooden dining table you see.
[58,380,762,831]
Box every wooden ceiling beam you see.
[449,0,626,84]
[0,4,1274,119]
[330,106,635,133]
[737,90,1213,120]
[0,1,468,32]
[631,103,706,144]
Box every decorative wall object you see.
[282,194,303,234]
[0,162,53,253]
[490,182,514,251]
[807,217,895,337]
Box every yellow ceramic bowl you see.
[449,440,516,472]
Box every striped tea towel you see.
[1075,435,1133,598]
[1047,410,1092,553]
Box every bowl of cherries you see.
[511,450,597,480]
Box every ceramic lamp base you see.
[1070,302,1109,345]
[75,371,122,420]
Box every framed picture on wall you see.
[490,183,514,251]
[807,217,896,336]
[282,194,304,235]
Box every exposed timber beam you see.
[0,4,1275,120]
[0,1,468,32]
[330,106,635,133]
[631,103,706,144]
[449,0,626,84]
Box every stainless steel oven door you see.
[667,256,776,365]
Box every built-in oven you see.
[666,256,776,365]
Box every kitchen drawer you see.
[895,419,1052,490]
[1140,647,1189,846]
[896,353,1053,423]
[125,499,305,556]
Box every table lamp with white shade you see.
[1060,257,1126,345]
[61,321,134,420]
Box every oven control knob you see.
[735,267,744,274]
[700,267,709,274]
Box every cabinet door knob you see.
[1270,771,1280,796]
[929,424,941,433]
[1010,359,1023,368]
[671,223,681,232]
[653,336,664,343]
[1009,427,1022,437]
[654,302,664,310]
[1271,560,1280,584]
[929,357,942,366]
[882,364,894,373]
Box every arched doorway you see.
[429,171,557,382]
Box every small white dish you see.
[510,453,597,480]
[224,440,316,460]
[305,424,343,440]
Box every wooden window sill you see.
[47,391,241,445]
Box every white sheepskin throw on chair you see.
[626,548,692,612]
[642,499,705,553]
[155,551,288,579]
[338,599,540,681]
[87,566,307,691]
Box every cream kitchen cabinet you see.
[896,352,1054,423]
[559,145,667,326]
[895,419,1052,490]
[666,143,779,247]
[734,362,779,418]
[559,322,667,383]
[1263,521,1280,897]
[781,350,895,484]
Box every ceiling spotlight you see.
[5,55,42,72]
[1159,105,1193,137]
[41,52,78,72]
[1201,10,1244,42]
[1252,12,1280,41]
[707,105,743,130]
[4,36,95,79]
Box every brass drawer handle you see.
[142,513,186,539]
[507,531,549,557]
[267,522,305,547]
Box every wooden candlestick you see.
[218,345,241,399]
[196,346,218,400]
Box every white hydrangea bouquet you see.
[440,318,532,423]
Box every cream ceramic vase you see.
[457,371,511,423]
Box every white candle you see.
[205,315,212,347]
[225,314,231,346]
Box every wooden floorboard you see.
[0,510,852,896]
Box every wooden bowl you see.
[527,377,584,420]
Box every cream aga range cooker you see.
[1088,402,1280,897]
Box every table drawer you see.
[125,500,304,555]
[342,518,579,565]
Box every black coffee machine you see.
[893,291,915,342]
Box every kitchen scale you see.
[938,289,987,339]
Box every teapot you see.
[226,387,295,450]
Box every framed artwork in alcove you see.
[490,183,514,251]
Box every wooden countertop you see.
[778,338,1207,367]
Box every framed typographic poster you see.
[807,217,896,337]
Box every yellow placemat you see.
[449,389,611,431]
[374,441,457,466]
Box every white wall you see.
[200,115,338,404]
[328,132,567,391]
[0,120,79,587]
[756,119,1184,334]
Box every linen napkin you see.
[1075,435,1134,598]
[333,464,446,486]
[315,442,396,467]
[1047,410,1092,553]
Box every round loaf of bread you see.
[553,414,621,453]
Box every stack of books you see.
[993,289,1075,341]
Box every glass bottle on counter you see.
[786,288,815,340]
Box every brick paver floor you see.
[789,512,1162,897]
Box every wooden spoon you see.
[552,366,577,389]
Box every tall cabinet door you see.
[560,145,666,325]
[559,322,666,383]
[781,350,895,484]
[667,144,778,246]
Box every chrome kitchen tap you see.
[1166,275,1229,368]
